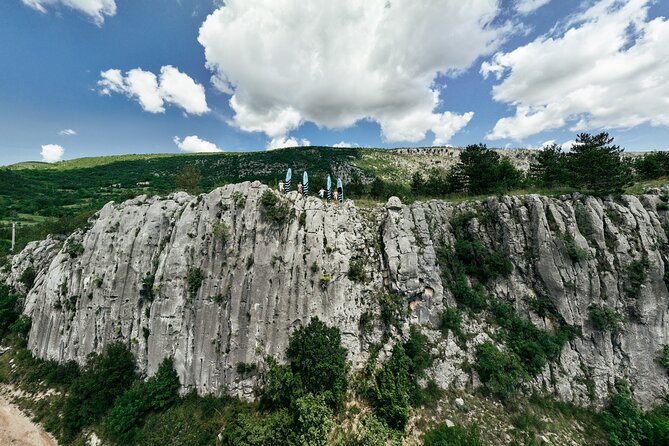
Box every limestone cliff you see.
[5,181,669,407]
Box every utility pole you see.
[11,221,16,252]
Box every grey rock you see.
[7,183,669,408]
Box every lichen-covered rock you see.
[8,182,669,407]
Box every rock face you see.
[6,182,669,407]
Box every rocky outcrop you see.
[6,182,669,407]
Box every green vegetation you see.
[656,345,669,371]
[175,165,202,194]
[19,266,36,289]
[348,257,367,282]
[371,342,411,430]
[0,284,20,336]
[474,342,526,403]
[213,221,230,244]
[187,267,205,297]
[423,423,483,446]
[260,190,291,224]
[562,233,591,262]
[589,304,624,333]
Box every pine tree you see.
[567,132,632,195]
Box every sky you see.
[1,0,669,165]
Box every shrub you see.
[656,345,669,371]
[213,222,230,244]
[453,239,513,282]
[600,381,652,446]
[379,292,405,329]
[236,362,257,377]
[423,422,483,446]
[348,257,367,282]
[450,273,488,313]
[372,343,411,430]
[187,267,205,297]
[140,272,155,300]
[66,242,85,258]
[439,307,463,340]
[260,190,290,224]
[0,284,20,336]
[63,342,138,439]
[19,266,36,290]
[294,393,334,446]
[359,311,374,332]
[104,357,180,445]
[474,341,525,403]
[286,317,350,410]
[589,304,623,333]
[562,233,591,262]
[260,357,298,411]
[626,259,648,298]
[175,165,201,194]
[9,315,31,339]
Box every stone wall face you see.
[7,182,669,406]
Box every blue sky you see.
[1,0,668,165]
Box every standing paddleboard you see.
[337,178,344,203]
[326,175,332,204]
[285,168,292,194]
[303,171,309,197]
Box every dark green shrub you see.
[9,315,31,339]
[260,191,290,224]
[348,257,367,282]
[0,284,20,336]
[286,317,350,410]
[451,273,488,313]
[626,259,648,298]
[600,381,652,446]
[453,239,513,282]
[140,272,155,300]
[19,266,36,290]
[236,362,257,377]
[423,422,483,446]
[66,242,85,258]
[439,307,463,339]
[562,233,591,262]
[589,304,623,332]
[359,311,374,332]
[474,341,525,403]
[379,291,405,329]
[260,357,298,411]
[656,345,669,371]
[372,343,411,430]
[104,357,180,445]
[63,342,138,439]
[187,267,204,297]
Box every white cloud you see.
[173,135,223,153]
[484,0,669,140]
[41,144,64,163]
[514,0,551,15]
[21,0,116,26]
[199,0,508,149]
[267,137,311,151]
[98,66,209,115]
[333,141,353,148]
[58,128,77,136]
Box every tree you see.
[568,132,632,195]
[175,165,202,194]
[634,151,669,180]
[294,393,334,446]
[456,144,522,195]
[0,284,19,336]
[530,143,570,188]
[423,423,483,446]
[286,317,350,410]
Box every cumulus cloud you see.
[333,141,353,148]
[98,66,209,115]
[483,0,669,140]
[41,144,64,163]
[199,0,508,149]
[21,0,116,26]
[173,135,223,153]
[267,137,311,151]
[514,0,551,15]
[58,128,77,136]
